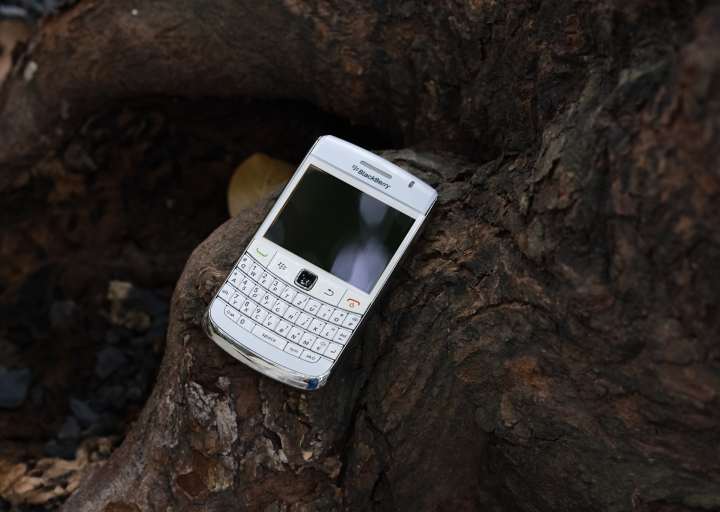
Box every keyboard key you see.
[325,343,342,360]
[238,276,253,294]
[317,304,334,321]
[299,332,316,349]
[269,254,299,282]
[259,271,273,289]
[227,269,243,288]
[305,299,321,315]
[329,309,347,325]
[248,286,264,302]
[263,314,280,330]
[240,299,256,316]
[308,318,326,335]
[320,324,338,340]
[311,338,329,355]
[287,326,304,343]
[296,313,313,329]
[252,325,287,350]
[300,350,321,363]
[342,313,361,330]
[271,300,288,317]
[334,328,351,345]
[292,293,309,309]
[251,307,268,323]
[229,292,243,310]
[248,263,262,281]
[284,343,302,357]
[218,284,235,301]
[281,286,297,302]
[269,279,286,296]
[237,315,255,332]
[338,292,368,314]
[307,278,346,307]
[274,320,292,337]
[260,293,277,310]
[283,306,301,323]
[224,304,241,323]
[237,255,252,273]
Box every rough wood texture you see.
[0,0,719,511]
[1,0,700,185]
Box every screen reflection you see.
[264,166,415,293]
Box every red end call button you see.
[337,291,368,314]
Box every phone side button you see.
[252,325,288,351]
[283,343,303,358]
[300,350,321,363]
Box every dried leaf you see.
[227,153,294,217]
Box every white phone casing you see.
[202,136,437,390]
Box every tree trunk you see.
[1,0,719,511]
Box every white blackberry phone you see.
[202,136,437,390]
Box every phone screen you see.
[264,165,416,293]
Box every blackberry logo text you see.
[352,165,390,189]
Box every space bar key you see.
[252,325,287,350]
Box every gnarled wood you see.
[0,0,718,511]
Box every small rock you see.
[264,501,287,512]
[63,142,97,173]
[49,300,75,326]
[129,336,146,347]
[142,353,159,371]
[57,416,80,441]
[126,381,145,403]
[110,301,151,332]
[0,0,62,21]
[105,329,121,345]
[31,384,44,407]
[135,366,150,393]
[0,5,29,20]
[107,280,133,301]
[43,439,78,460]
[69,397,100,427]
[89,385,125,412]
[126,287,169,317]
[150,314,168,336]
[108,280,168,317]
[95,346,129,379]
[99,412,119,430]
[0,366,31,409]
[130,315,168,347]
[81,423,106,438]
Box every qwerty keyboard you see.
[215,252,362,364]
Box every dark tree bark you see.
[1,0,719,511]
